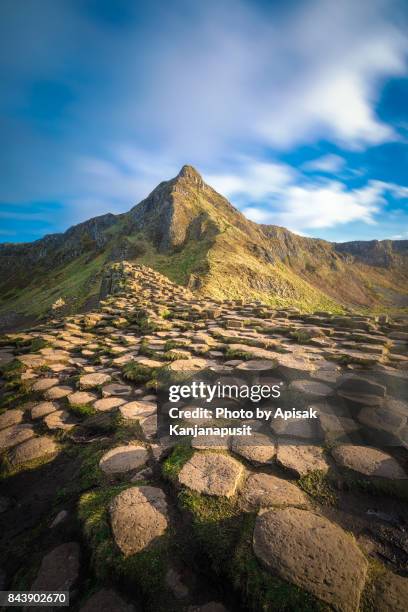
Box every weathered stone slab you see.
[253,508,367,612]
[241,473,310,510]
[93,397,126,412]
[99,445,148,474]
[79,373,111,389]
[0,424,35,451]
[31,542,80,592]
[68,391,97,405]
[44,385,73,400]
[8,436,58,468]
[0,409,23,430]
[178,451,243,497]
[109,486,168,556]
[276,439,329,476]
[32,378,59,392]
[230,433,276,465]
[332,445,407,479]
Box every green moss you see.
[122,361,158,384]
[298,470,337,506]
[178,488,241,574]
[1,358,25,379]
[224,347,252,360]
[28,337,49,353]
[68,403,96,418]
[162,444,194,482]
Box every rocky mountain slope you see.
[1,165,407,330]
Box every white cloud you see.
[302,154,345,173]
[209,159,408,232]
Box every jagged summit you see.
[176,164,203,182]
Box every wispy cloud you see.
[302,154,346,174]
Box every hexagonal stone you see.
[358,406,406,435]
[18,354,47,368]
[102,383,133,398]
[337,375,386,406]
[0,424,35,451]
[119,401,157,420]
[271,416,319,440]
[99,445,148,474]
[178,451,243,497]
[289,379,333,400]
[235,359,277,372]
[253,508,367,612]
[79,372,111,389]
[93,397,126,412]
[44,385,73,400]
[332,445,407,480]
[32,378,59,392]
[8,436,58,468]
[371,569,408,612]
[44,410,77,431]
[80,589,136,612]
[274,354,316,380]
[109,486,168,556]
[276,439,329,477]
[241,473,310,510]
[0,409,23,430]
[68,391,97,405]
[31,542,80,592]
[169,358,216,372]
[230,433,276,465]
[31,401,59,420]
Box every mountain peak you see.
[177,164,203,182]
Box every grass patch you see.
[178,488,241,574]
[298,470,338,506]
[162,444,194,482]
[122,362,158,384]
[69,403,97,418]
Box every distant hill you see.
[1,164,407,329]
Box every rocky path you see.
[0,262,407,611]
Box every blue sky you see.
[1,0,407,243]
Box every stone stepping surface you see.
[31,542,80,593]
[68,391,98,405]
[99,445,148,474]
[44,409,78,431]
[178,451,243,497]
[230,433,276,465]
[44,385,73,400]
[109,486,168,556]
[32,377,60,392]
[0,424,35,450]
[0,409,23,430]
[8,436,58,469]
[253,508,368,611]
[79,372,111,389]
[276,438,330,477]
[241,473,310,510]
[93,397,126,412]
[332,445,407,480]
